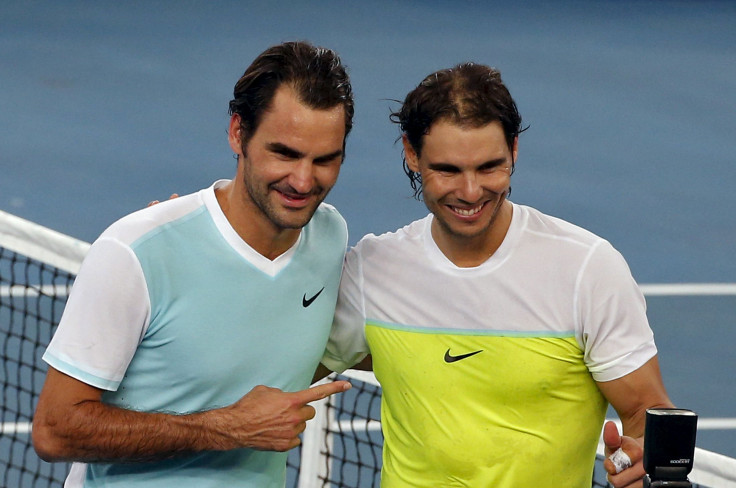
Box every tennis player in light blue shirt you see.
[33,41,353,488]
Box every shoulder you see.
[351,215,429,258]
[313,202,347,225]
[97,191,206,248]
[308,203,348,240]
[515,204,607,249]
[512,204,632,280]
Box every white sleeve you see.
[43,236,150,391]
[321,246,370,373]
[577,240,657,382]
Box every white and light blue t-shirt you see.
[44,180,348,487]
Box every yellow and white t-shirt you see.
[322,203,657,488]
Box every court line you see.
[639,283,736,296]
[602,418,736,431]
[4,284,735,298]
[5,418,736,437]
[1,422,32,434]
[0,284,72,297]
[6,418,736,436]
[330,418,736,433]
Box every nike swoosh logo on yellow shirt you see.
[444,348,483,363]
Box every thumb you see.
[603,420,622,455]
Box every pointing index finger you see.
[293,380,351,405]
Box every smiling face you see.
[228,84,346,237]
[404,119,517,266]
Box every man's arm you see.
[596,355,674,488]
[33,366,350,463]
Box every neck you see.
[431,200,512,268]
[215,181,300,260]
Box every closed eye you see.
[478,159,509,173]
[267,143,303,160]
[313,150,344,165]
[428,163,461,175]
[266,142,342,165]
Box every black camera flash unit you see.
[643,408,698,488]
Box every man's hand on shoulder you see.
[147,194,179,207]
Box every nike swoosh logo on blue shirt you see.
[302,287,325,307]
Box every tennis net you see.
[1,208,735,487]
[0,210,85,487]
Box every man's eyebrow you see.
[314,149,344,163]
[266,142,303,159]
[427,157,508,170]
[427,162,460,171]
[266,142,343,162]
[478,157,509,169]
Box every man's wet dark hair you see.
[229,41,354,152]
[391,63,526,197]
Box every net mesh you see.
[0,210,732,487]
[320,374,384,487]
[0,248,72,487]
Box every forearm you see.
[34,368,345,463]
[613,382,674,440]
[34,400,235,463]
[620,398,675,440]
[598,356,673,437]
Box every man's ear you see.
[228,114,244,155]
[402,134,420,172]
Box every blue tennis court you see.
[2,0,735,475]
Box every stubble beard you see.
[243,172,326,231]
[434,191,509,243]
